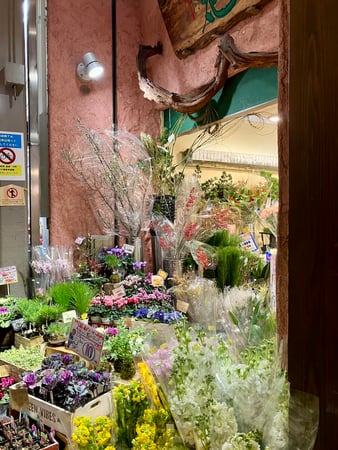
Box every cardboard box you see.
[14,333,44,349]
[24,391,113,442]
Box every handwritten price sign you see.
[67,318,104,367]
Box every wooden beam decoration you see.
[137,34,278,114]
[158,0,273,58]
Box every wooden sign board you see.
[67,318,104,367]
[158,0,272,58]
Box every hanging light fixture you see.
[76,52,104,82]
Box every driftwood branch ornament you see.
[137,34,278,114]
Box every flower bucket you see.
[163,257,185,279]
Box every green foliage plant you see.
[206,230,242,290]
[70,281,95,317]
[48,282,74,312]
[0,345,44,371]
[45,321,71,340]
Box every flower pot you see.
[89,316,102,324]
[47,338,66,347]
[119,359,136,380]
[0,402,8,417]
[101,318,111,325]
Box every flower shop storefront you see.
[0,131,319,450]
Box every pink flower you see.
[91,297,102,306]
[103,298,114,307]
[106,327,118,336]
[184,222,199,241]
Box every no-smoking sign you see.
[0,131,25,181]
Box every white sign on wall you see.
[0,131,25,181]
[0,184,26,206]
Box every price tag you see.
[157,269,168,280]
[112,285,126,299]
[176,299,189,314]
[151,275,165,287]
[62,310,77,323]
[122,244,134,255]
[239,232,259,252]
[0,265,18,285]
[10,382,29,411]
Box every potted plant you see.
[21,353,111,411]
[0,374,16,416]
[47,282,74,313]
[0,297,18,349]
[102,321,147,379]
[0,415,58,449]
[69,281,95,319]
[44,321,71,346]
[0,345,45,373]
[87,297,106,323]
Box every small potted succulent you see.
[44,322,71,346]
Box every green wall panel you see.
[164,66,278,134]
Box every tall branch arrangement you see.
[64,122,153,241]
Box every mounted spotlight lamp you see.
[76,52,104,82]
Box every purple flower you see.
[42,374,57,390]
[153,311,165,322]
[0,307,9,314]
[132,261,147,271]
[106,327,118,336]
[22,373,38,389]
[107,247,124,257]
[135,308,148,319]
[57,370,73,385]
[62,354,73,365]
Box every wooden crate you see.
[22,390,113,443]
[0,418,59,449]
[45,346,93,369]
[0,362,25,381]
[14,333,44,349]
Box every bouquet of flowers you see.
[112,381,149,448]
[31,245,74,294]
[259,201,279,237]
[151,177,202,260]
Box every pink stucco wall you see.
[48,0,113,246]
[48,0,278,261]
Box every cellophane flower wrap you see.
[140,287,319,449]
[171,276,218,327]
[30,245,74,294]
[259,200,279,237]
[151,177,202,260]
